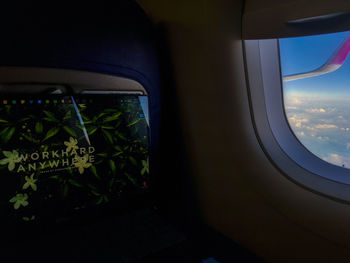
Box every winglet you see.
[283,35,350,82]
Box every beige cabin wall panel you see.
[165,23,350,262]
[138,0,350,261]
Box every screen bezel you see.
[0,67,148,95]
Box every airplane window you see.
[245,31,350,199]
[280,31,350,168]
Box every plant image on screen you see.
[280,30,350,168]
[0,95,149,224]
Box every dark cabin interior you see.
[3,1,350,262]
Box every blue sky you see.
[280,30,350,97]
[280,30,350,167]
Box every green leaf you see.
[63,110,72,121]
[102,112,122,123]
[96,196,103,204]
[2,127,15,143]
[43,127,60,141]
[90,166,100,179]
[0,127,10,137]
[9,196,17,202]
[91,190,101,197]
[63,126,77,137]
[68,179,83,188]
[0,119,8,123]
[83,120,93,125]
[94,160,104,165]
[81,114,92,123]
[18,117,31,122]
[114,145,123,152]
[63,184,69,197]
[35,122,43,134]
[101,126,114,130]
[22,133,34,142]
[43,111,58,122]
[102,129,114,144]
[129,156,137,166]
[5,105,11,113]
[88,127,98,135]
[112,152,123,157]
[126,174,137,185]
[87,184,98,191]
[108,178,115,190]
[22,133,40,143]
[115,131,127,141]
[43,117,56,122]
[127,119,140,127]
[109,160,116,175]
[93,112,107,122]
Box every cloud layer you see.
[285,94,350,168]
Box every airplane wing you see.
[283,35,350,82]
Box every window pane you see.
[280,31,350,168]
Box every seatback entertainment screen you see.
[0,94,150,225]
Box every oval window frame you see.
[244,39,350,202]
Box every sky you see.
[279,30,350,168]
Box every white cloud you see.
[314,124,338,129]
[306,108,326,113]
[317,136,329,141]
[288,115,309,128]
[296,131,305,136]
[286,106,297,110]
[288,98,303,105]
[323,153,350,168]
[305,126,315,131]
[288,115,308,123]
